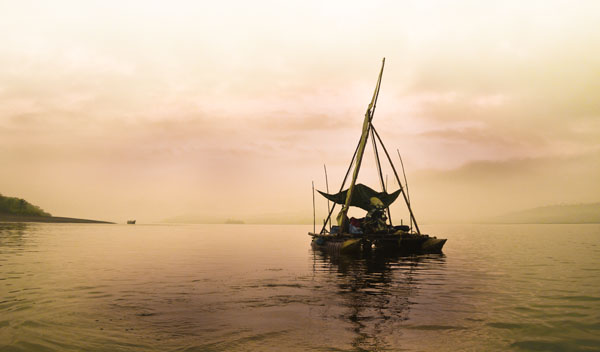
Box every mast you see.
[336,57,385,231]
[312,181,316,233]
[371,126,421,234]
[370,127,392,224]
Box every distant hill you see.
[0,194,51,217]
[490,203,600,224]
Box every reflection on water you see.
[311,249,446,351]
[1,223,599,351]
[0,222,29,249]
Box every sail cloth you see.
[318,184,400,211]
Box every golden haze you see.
[1,1,599,223]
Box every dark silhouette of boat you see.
[309,58,446,254]
[127,220,136,224]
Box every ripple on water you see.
[487,322,526,330]
[404,324,467,331]
[1,223,599,351]
[511,338,600,351]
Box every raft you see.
[308,59,448,255]
[309,232,446,254]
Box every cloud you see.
[1,1,600,222]
[404,151,600,223]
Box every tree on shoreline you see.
[0,194,51,217]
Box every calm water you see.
[1,223,599,351]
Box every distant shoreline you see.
[0,214,114,224]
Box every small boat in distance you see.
[309,58,446,254]
[127,220,136,224]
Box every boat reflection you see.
[311,248,446,351]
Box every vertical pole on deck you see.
[371,126,421,234]
[324,164,331,230]
[312,181,316,233]
[319,131,361,234]
[370,127,392,225]
[397,149,412,231]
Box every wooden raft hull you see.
[310,237,363,254]
[310,233,446,254]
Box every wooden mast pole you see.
[371,126,421,234]
[397,149,412,231]
[337,58,385,232]
[324,164,331,230]
[318,138,361,234]
[370,127,392,225]
[312,181,316,233]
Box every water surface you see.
[1,223,599,351]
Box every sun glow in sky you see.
[1,0,599,223]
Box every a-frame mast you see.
[321,58,422,235]
[371,126,421,234]
[336,58,385,231]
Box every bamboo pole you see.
[312,181,316,233]
[371,126,421,234]
[397,149,412,231]
[370,127,392,225]
[324,164,331,230]
[318,130,362,234]
[339,58,385,230]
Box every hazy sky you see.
[1,0,599,223]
